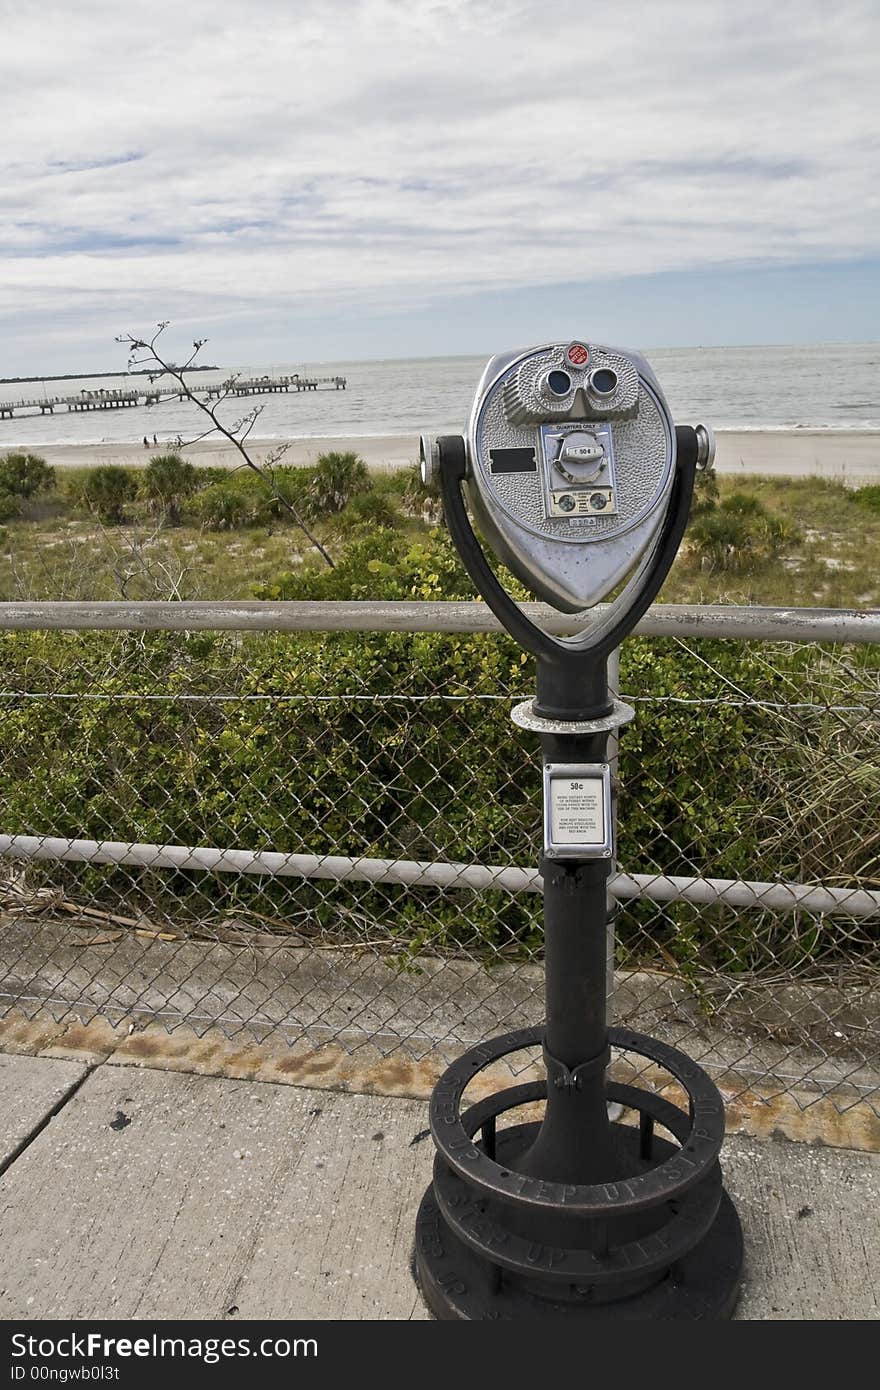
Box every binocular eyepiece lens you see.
[589,367,618,397]
[546,369,573,397]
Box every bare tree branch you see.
[116,322,335,568]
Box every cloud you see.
[0,0,878,365]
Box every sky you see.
[1,0,879,373]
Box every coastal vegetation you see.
[0,448,875,974]
[0,448,877,608]
[0,450,55,521]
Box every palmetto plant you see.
[74,465,137,524]
[195,481,253,531]
[140,453,198,525]
[308,451,370,514]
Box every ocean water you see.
[1,342,878,447]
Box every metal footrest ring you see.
[415,1024,743,1320]
[430,1024,726,1217]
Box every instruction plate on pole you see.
[543,763,613,860]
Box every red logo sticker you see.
[567,343,589,366]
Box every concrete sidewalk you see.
[0,1051,877,1321]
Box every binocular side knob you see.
[694,423,716,470]
[419,434,441,489]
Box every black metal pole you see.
[517,655,619,1187]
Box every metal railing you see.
[0,600,877,1123]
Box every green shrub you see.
[72,466,138,523]
[688,491,799,572]
[141,453,198,524]
[200,466,274,497]
[254,526,476,602]
[852,484,880,514]
[309,451,370,514]
[0,493,20,522]
[0,621,870,969]
[194,465,319,526]
[373,464,419,499]
[250,465,314,522]
[0,451,55,499]
[372,463,442,522]
[195,482,253,530]
[335,490,400,533]
[193,466,233,490]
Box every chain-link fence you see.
[0,602,877,1124]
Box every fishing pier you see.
[0,373,347,421]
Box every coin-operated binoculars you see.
[414,341,743,1321]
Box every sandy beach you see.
[33,435,422,473]
[23,429,880,485]
[713,429,880,484]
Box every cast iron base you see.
[415,1134,742,1320]
[412,1026,743,1321]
